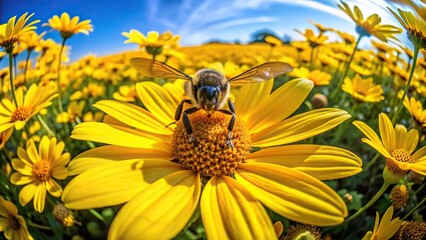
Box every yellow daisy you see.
[121,30,180,57]
[0,82,57,134]
[388,7,426,49]
[10,136,71,212]
[56,101,85,123]
[0,196,33,240]
[289,67,331,86]
[295,28,328,48]
[63,78,362,239]
[361,206,402,240]
[265,35,283,47]
[342,75,384,102]
[403,96,426,127]
[338,1,401,42]
[43,12,93,39]
[354,113,426,183]
[0,13,39,53]
[0,128,13,149]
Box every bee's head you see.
[198,85,220,115]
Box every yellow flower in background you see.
[362,206,402,240]
[295,28,328,47]
[388,7,426,49]
[290,67,331,85]
[121,30,180,57]
[10,136,70,212]
[56,101,85,123]
[403,96,426,127]
[342,75,384,102]
[20,31,46,52]
[0,128,13,149]
[63,79,362,239]
[112,85,137,102]
[0,196,33,240]
[0,13,39,53]
[265,35,283,47]
[338,1,401,42]
[336,30,356,44]
[354,113,426,183]
[0,82,57,134]
[43,12,93,39]
[69,82,105,100]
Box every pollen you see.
[390,184,409,210]
[172,111,251,177]
[32,160,50,181]
[391,149,412,163]
[11,106,32,122]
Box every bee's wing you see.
[130,58,192,81]
[227,62,293,85]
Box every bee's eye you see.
[205,87,218,100]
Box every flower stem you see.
[37,114,55,137]
[89,209,107,224]
[391,45,420,124]
[8,52,18,107]
[364,152,380,170]
[331,34,363,100]
[24,49,32,83]
[56,38,67,113]
[402,197,426,220]
[27,221,53,231]
[344,182,390,223]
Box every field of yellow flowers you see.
[0,2,425,240]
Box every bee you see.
[130,58,293,149]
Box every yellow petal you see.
[34,182,46,212]
[94,100,172,135]
[247,144,362,180]
[62,160,183,209]
[353,120,393,159]
[10,173,35,185]
[108,170,200,240]
[379,113,395,152]
[247,78,313,135]
[201,175,276,240]
[251,108,350,147]
[71,122,170,149]
[234,80,273,120]
[136,82,178,126]
[19,183,37,207]
[11,158,32,175]
[68,145,173,175]
[235,162,348,226]
[46,179,62,197]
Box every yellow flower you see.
[362,206,402,240]
[265,35,282,47]
[0,196,33,240]
[63,78,362,239]
[20,31,46,52]
[43,12,93,39]
[354,113,426,183]
[0,82,57,134]
[56,101,85,123]
[0,13,39,53]
[0,128,13,149]
[69,83,105,100]
[388,7,426,49]
[403,96,426,127]
[338,1,401,42]
[290,67,331,85]
[112,85,137,103]
[295,28,328,48]
[10,136,70,212]
[342,75,384,102]
[121,30,180,56]
[336,30,356,44]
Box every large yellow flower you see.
[388,7,426,49]
[338,1,401,42]
[342,75,384,102]
[0,13,39,53]
[63,79,362,239]
[290,67,331,86]
[0,82,57,134]
[354,113,426,183]
[10,136,70,212]
[43,12,93,39]
[362,206,402,240]
[0,196,33,240]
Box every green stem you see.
[27,221,53,231]
[8,52,18,107]
[89,209,107,224]
[24,49,32,83]
[414,183,426,195]
[344,182,390,223]
[392,46,420,124]
[331,34,363,100]
[402,197,426,220]
[56,38,67,113]
[37,114,55,137]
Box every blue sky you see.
[0,0,412,66]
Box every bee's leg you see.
[165,99,192,128]
[218,99,236,150]
[183,107,201,145]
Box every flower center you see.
[391,149,412,163]
[32,160,50,181]
[172,111,251,177]
[11,106,32,122]
[8,215,20,230]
